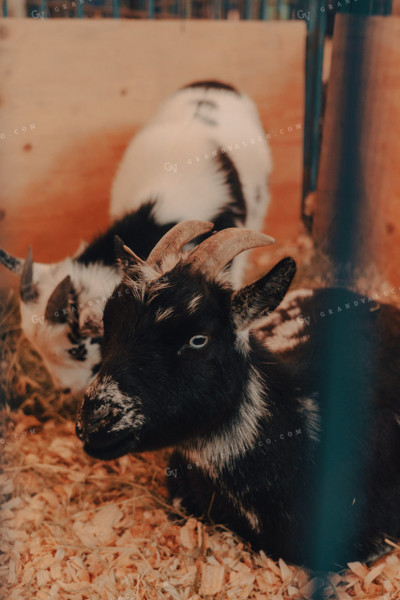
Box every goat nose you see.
[75,394,114,441]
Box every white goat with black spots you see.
[0,81,272,393]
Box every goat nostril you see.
[92,403,111,423]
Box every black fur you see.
[76,202,177,266]
[214,151,247,226]
[192,99,218,126]
[182,80,240,94]
[192,151,248,246]
[76,257,400,572]
[68,343,87,362]
[91,362,101,375]
[0,249,22,273]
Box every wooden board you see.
[0,19,305,284]
[313,16,400,286]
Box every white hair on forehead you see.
[155,307,175,322]
[187,294,204,314]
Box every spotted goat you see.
[76,221,400,570]
[0,81,272,393]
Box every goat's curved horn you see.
[114,235,147,268]
[185,228,275,278]
[147,221,214,269]
[0,248,24,274]
[20,247,39,302]
[123,244,146,264]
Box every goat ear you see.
[232,257,296,330]
[45,275,75,323]
[45,276,80,339]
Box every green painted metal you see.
[300,0,393,231]
[243,0,252,19]
[341,0,393,14]
[112,0,120,17]
[213,0,221,19]
[259,0,268,19]
[305,14,382,584]
[76,0,84,17]
[148,0,155,18]
[384,0,393,14]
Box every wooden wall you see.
[0,19,306,287]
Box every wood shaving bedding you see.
[1,234,400,599]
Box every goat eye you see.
[189,335,208,349]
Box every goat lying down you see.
[76,222,400,571]
[0,81,271,393]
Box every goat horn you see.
[0,248,24,274]
[114,235,148,268]
[185,228,275,278]
[20,246,39,302]
[147,221,214,270]
[123,244,147,265]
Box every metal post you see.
[259,0,267,19]
[307,14,382,585]
[40,0,47,17]
[77,0,84,17]
[243,0,252,19]
[112,0,120,17]
[222,0,231,18]
[148,0,155,18]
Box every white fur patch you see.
[109,85,272,288]
[155,307,175,322]
[183,366,268,475]
[172,497,183,511]
[125,269,171,304]
[85,375,146,433]
[187,294,203,314]
[235,326,251,354]
[220,486,262,534]
[20,259,121,393]
[244,509,261,533]
[298,396,321,443]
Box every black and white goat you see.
[76,222,400,570]
[0,81,271,393]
